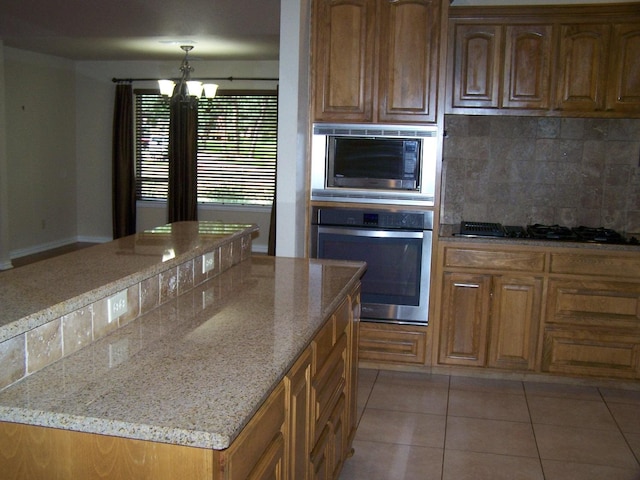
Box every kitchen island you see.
[0,223,365,479]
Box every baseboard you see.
[10,237,81,260]
[76,235,113,244]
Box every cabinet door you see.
[377,0,441,123]
[556,24,610,111]
[502,24,553,109]
[438,272,491,366]
[286,349,312,480]
[450,23,502,109]
[606,23,640,112]
[313,0,376,122]
[488,275,542,371]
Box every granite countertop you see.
[439,223,640,252]
[0,221,258,343]
[0,256,366,450]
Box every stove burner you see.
[572,226,627,244]
[527,224,578,241]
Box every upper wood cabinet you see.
[502,24,552,110]
[446,4,640,117]
[607,23,640,112]
[312,0,445,124]
[448,21,553,112]
[556,23,610,111]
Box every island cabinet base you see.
[0,285,361,480]
[0,422,215,480]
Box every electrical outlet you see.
[107,290,128,323]
[202,251,215,274]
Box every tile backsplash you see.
[441,115,640,235]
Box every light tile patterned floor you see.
[339,369,640,480]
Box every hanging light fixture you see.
[158,45,218,103]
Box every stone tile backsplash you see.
[442,115,640,235]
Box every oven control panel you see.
[314,208,433,230]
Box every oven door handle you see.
[316,226,426,239]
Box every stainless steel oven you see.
[310,206,433,326]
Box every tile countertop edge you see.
[0,222,259,343]
[0,407,231,450]
[0,257,367,451]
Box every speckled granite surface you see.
[0,256,365,450]
[0,221,257,343]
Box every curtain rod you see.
[112,76,278,83]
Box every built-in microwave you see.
[310,123,438,206]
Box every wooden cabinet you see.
[542,253,640,379]
[438,272,541,370]
[359,322,428,366]
[502,24,552,110]
[448,21,553,112]
[447,4,640,117]
[435,245,545,371]
[312,0,444,123]
[556,23,610,111]
[607,23,640,112]
[434,240,640,380]
[439,272,491,366]
[0,286,361,480]
[449,23,502,109]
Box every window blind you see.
[134,90,278,206]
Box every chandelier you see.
[158,45,218,102]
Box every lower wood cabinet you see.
[542,278,640,378]
[438,272,541,370]
[359,322,428,366]
[434,241,640,380]
[0,286,361,480]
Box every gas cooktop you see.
[458,221,638,245]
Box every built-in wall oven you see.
[310,206,433,326]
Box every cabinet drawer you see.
[313,316,335,374]
[443,247,545,272]
[550,252,640,278]
[359,322,427,365]
[312,334,347,444]
[547,279,640,329]
[227,382,286,480]
[542,327,640,379]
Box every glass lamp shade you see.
[203,83,219,98]
[186,81,204,98]
[158,79,176,97]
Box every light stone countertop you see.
[0,255,366,450]
[0,221,258,343]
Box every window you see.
[135,90,278,206]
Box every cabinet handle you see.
[453,283,479,288]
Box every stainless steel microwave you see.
[310,123,438,206]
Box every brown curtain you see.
[168,90,198,223]
[112,82,136,239]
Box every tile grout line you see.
[597,387,640,469]
[522,383,547,479]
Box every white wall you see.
[275,0,311,258]
[4,48,77,257]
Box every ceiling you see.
[0,0,281,61]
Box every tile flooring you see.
[339,369,640,480]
